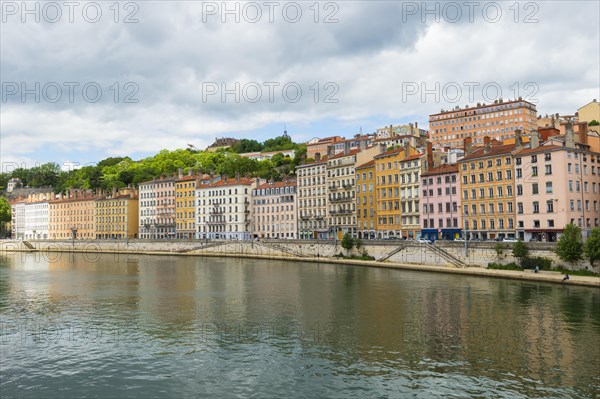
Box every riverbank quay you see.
[1,239,598,287]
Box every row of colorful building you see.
[8,99,600,242]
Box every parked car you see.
[417,238,432,244]
[502,237,519,242]
[453,237,466,242]
[529,237,541,242]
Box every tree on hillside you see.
[512,240,529,266]
[263,135,295,151]
[583,227,600,268]
[232,139,263,153]
[0,197,11,237]
[556,224,583,264]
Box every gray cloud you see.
[1,1,598,165]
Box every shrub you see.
[521,256,553,270]
[487,262,523,271]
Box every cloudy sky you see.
[1,1,599,169]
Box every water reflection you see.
[0,253,598,398]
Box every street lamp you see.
[462,210,468,257]
[70,225,78,247]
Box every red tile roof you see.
[513,144,563,155]
[402,153,425,162]
[356,160,375,169]
[176,175,198,182]
[329,149,360,159]
[198,177,255,188]
[374,148,403,158]
[421,164,459,177]
[460,144,517,161]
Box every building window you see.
[546,182,553,194]
[532,183,539,195]
[517,185,523,196]
[545,165,552,175]
[533,201,539,214]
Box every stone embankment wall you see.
[0,239,596,273]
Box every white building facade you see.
[11,202,25,239]
[297,159,329,240]
[24,202,49,240]
[196,177,256,240]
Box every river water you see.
[1,252,598,398]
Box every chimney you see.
[235,172,240,182]
[178,168,183,179]
[515,129,523,150]
[327,145,334,157]
[389,124,393,137]
[404,141,411,158]
[426,142,434,169]
[578,122,589,145]
[463,137,473,155]
[379,143,386,154]
[343,140,351,155]
[315,153,321,162]
[529,130,540,149]
[112,186,117,197]
[415,121,418,130]
[565,121,576,148]
[188,169,193,176]
[483,136,491,153]
[359,139,367,151]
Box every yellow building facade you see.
[49,190,98,240]
[94,188,139,239]
[374,148,405,238]
[355,160,377,239]
[458,137,517,240]
[176,175,197,239]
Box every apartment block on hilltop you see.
[430,98,537,149]
[306,136,344,160]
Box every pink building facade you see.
[514,137,600,242]
[420,164,462,241]
[252,180,298,239]
[139,175,176,239]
